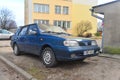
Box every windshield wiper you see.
[42,31,71,35]
[56,32,71,35]
[42,31,57,33]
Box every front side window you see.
[27,25,38,35]
[63,6,69,15]
[55,5,61,14]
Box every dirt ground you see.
[0,40,120,80]
[0,60,25,80]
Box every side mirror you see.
[29,30,37,35]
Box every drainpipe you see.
[90,9,104,53]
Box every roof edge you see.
[92,0,118,8]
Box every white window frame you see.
[55,5,61,14]
[63,6,69,15]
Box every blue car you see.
[11,23,100,67]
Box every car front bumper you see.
[54,45,100,61]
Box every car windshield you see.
[0,29,12,34]
[38,24,68,34]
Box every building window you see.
[63,6,69,15]
[55,5,61,14]
[34,19,49,25]
[54,20,71,29]
[34,4,49,13]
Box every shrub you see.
[75,20,92,37]
[94,32,101,37]
[83,33,92,38]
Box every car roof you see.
[20,23,37,28]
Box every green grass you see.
[104,47,120,54]
[27,67,46,80]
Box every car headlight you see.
[63,40,79,47]
[91,41,97,45]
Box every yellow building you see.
[25,0,97,35]
[71,0,98,35]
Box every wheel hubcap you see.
[43,50,52,64]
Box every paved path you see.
[0,40,10,47]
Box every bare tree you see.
[0,8,16,30]
[6,20,17,30]
[75,20,92,37]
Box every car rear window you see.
[19,27,28,36]
[15,28,21,35]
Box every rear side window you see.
[19,27,27,36]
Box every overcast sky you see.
[0,0,24,26]
[98,0,115,4]
[0,0,115,26]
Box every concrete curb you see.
[99,53,120,60]
[0,55,38,80]
[0,46,10,47]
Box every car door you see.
[25,24,40,55]
[17,27,28,52]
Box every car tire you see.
[42,47,57,68]
[9,36,12,40]
[79,58,85,62]
[13,44,21,56]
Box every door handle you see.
[40,38,43,41]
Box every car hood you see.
[45,33,94,41]
[61,35,93,41]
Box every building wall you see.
[93,1,120,52]
[25,0,72,26]
[25,0,98,35]
[24,0,32,24]
[104,2,120,48]
[73,0,97,6]
[71,4,97,35]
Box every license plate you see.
[84,50,94,55]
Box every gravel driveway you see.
[0,40,120,80]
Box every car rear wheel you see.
[13,44,21,56]
[42,47,57,68]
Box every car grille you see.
[79,41,91,46]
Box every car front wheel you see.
[13,44,21,56]
[79,58,85,62]
[42,47,57,68]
